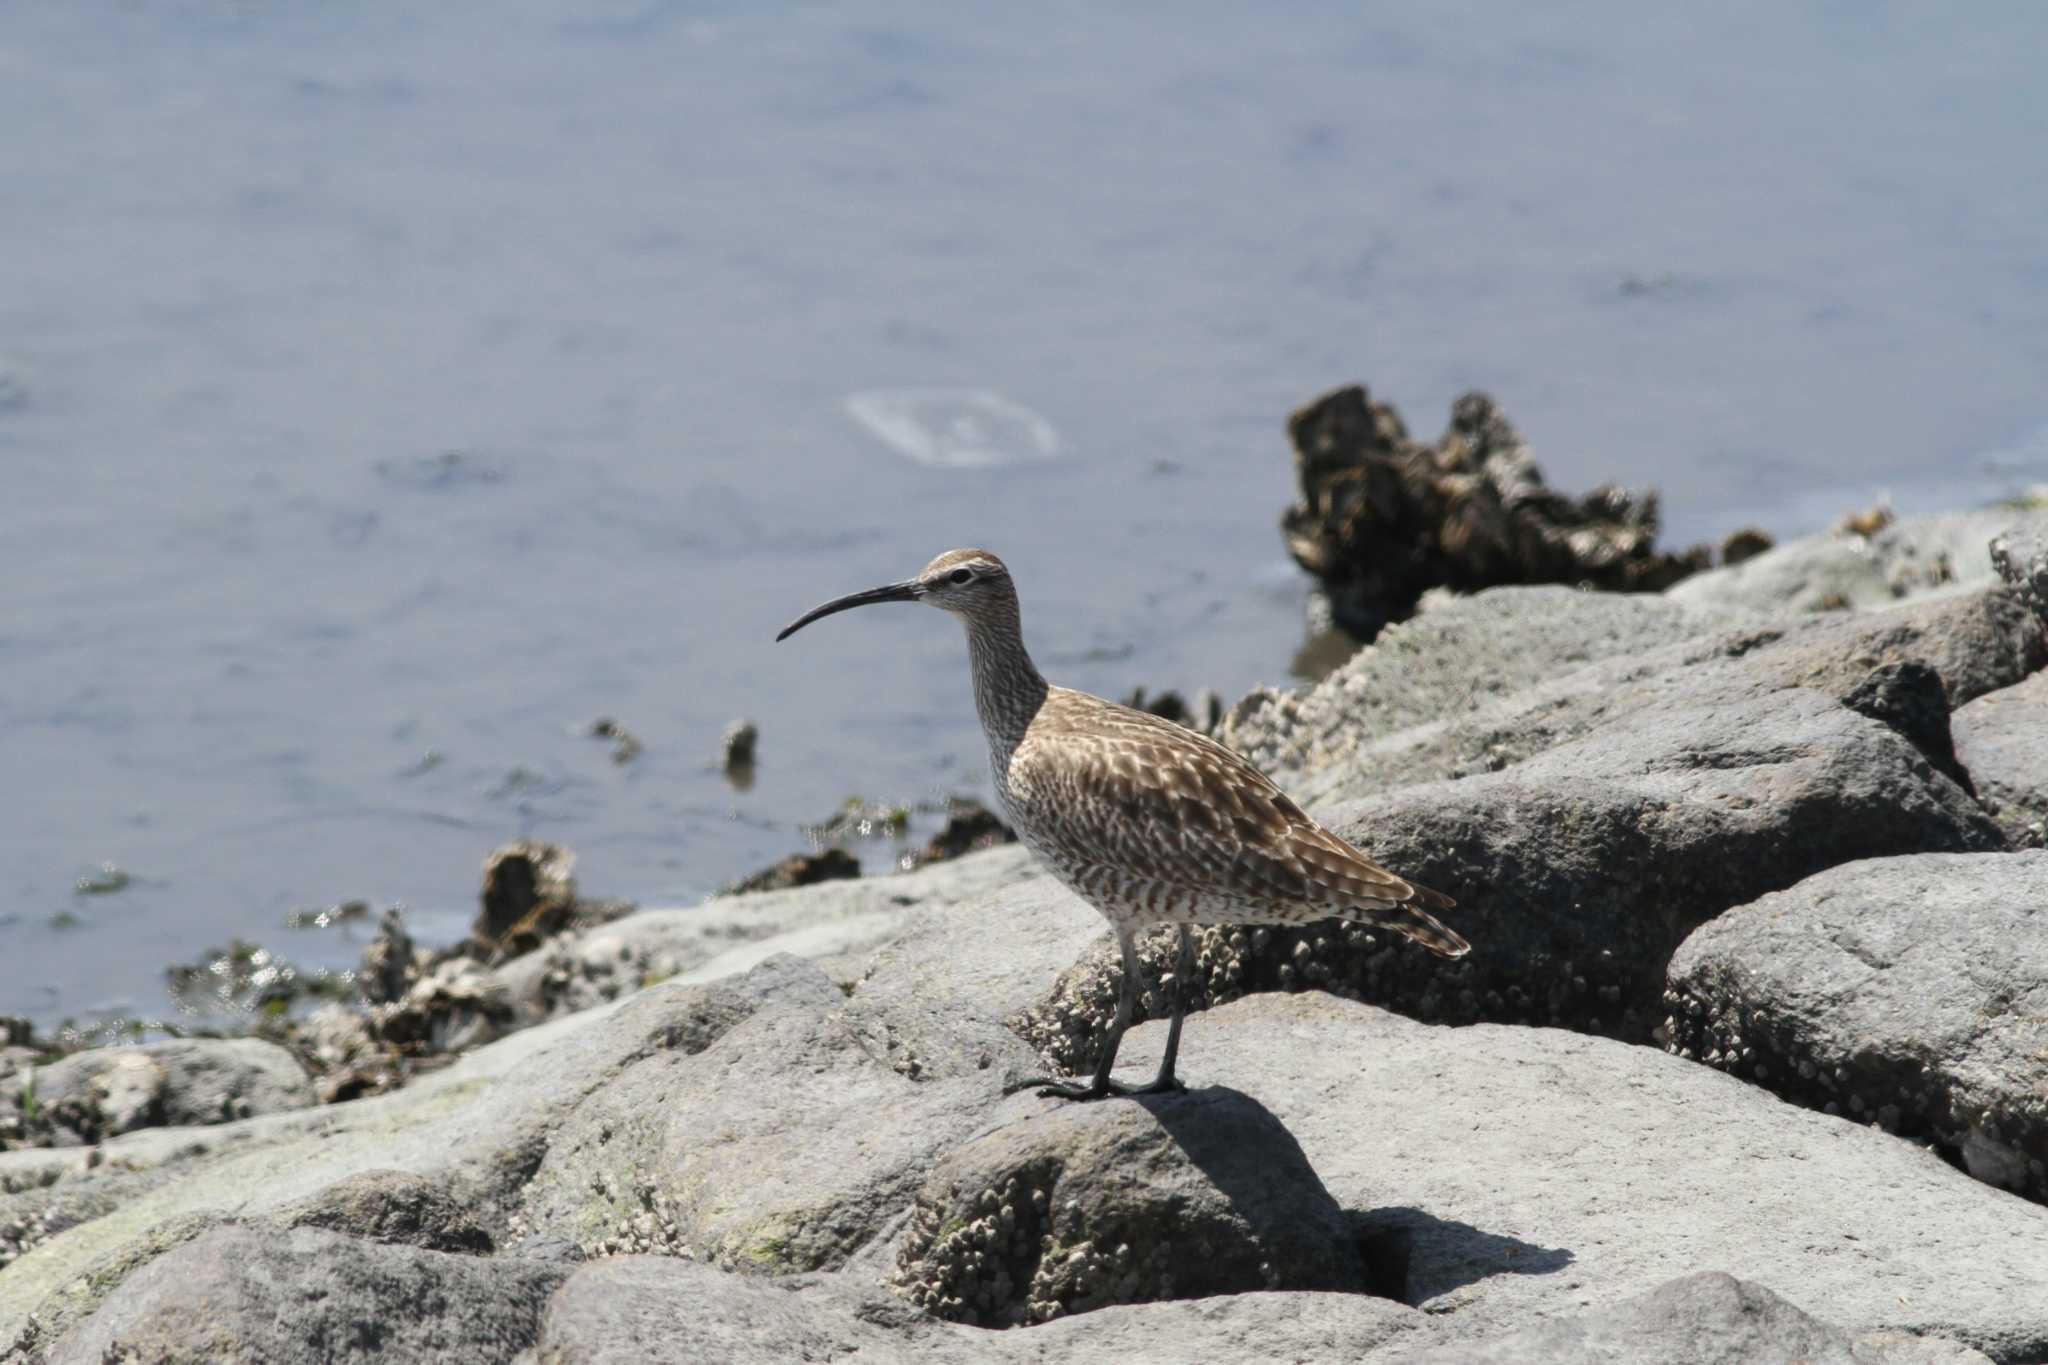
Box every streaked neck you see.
[963,612,1047,752]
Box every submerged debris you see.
[806,797,911,844]
[720,848,861,896]
[284,899,372,931]
[1120,687,1223,737]
[72,863,131,896]
[587,716,643,765]
[720,718,759,789]
[900,799,1017,872]
[1280,384,1714,639]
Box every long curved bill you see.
[775,581,922,641]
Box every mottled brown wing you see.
[1012,693,1459,930]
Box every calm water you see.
[5,2,2045,1028]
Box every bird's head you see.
[776,548,1016,641]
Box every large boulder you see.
[871,893,2048,1358]
[1666,851,2048,1202]
[1080,993,2048,1359]
[1952,670,2048,847]
[510,977,1041,1271]
[1233,584,2043,806]
[892,1088,1368,1325]
[46,1224,565,1365]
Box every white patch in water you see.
[844,387,1061,468]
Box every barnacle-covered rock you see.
[891,1088,1365,1326]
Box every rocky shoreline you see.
[2,502,2045,1363]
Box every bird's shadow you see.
[1132,1085,1573,1305]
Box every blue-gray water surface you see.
[5,2,2045,1029]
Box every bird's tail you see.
[1341,885,1470,958]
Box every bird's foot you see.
[1003,1074,1133,1101]
[1003,1075,1184,1101]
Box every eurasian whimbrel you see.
[777,548,1469,1100]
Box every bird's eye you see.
[949,568,973,585]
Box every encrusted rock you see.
[1666,851,2048,1202]
[892,1088,1366,1326]
[297,1003,402,1104]
[1281,384,1709,639]
[374,957,514,1056]
[472,839,579,960]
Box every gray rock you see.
[27,1038,314,1145]
[46,1224,566,1365]
[527,1256,1425,1365]
[511,991,2048,1362]
[511,974,1040,1271]
[1380,1270,1995,1365]
[1665,852,2048,1202]
[278,1168,493,1253]
[1264,585,2042,807]
[490,844,1040,1025]
[1221,585,1749,776]
[14,917,2048,1361]
[1667,507,2019,615]
[1105,993,2048,1359]
[0,956,836,1347]
[1953,670,2048,847]
[892,1087,1367,1325]
[1667,533,1898,613]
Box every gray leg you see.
[1086,929,1143,1091]
[1132,925,1192,1095]
[1008,928,1142,1101]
